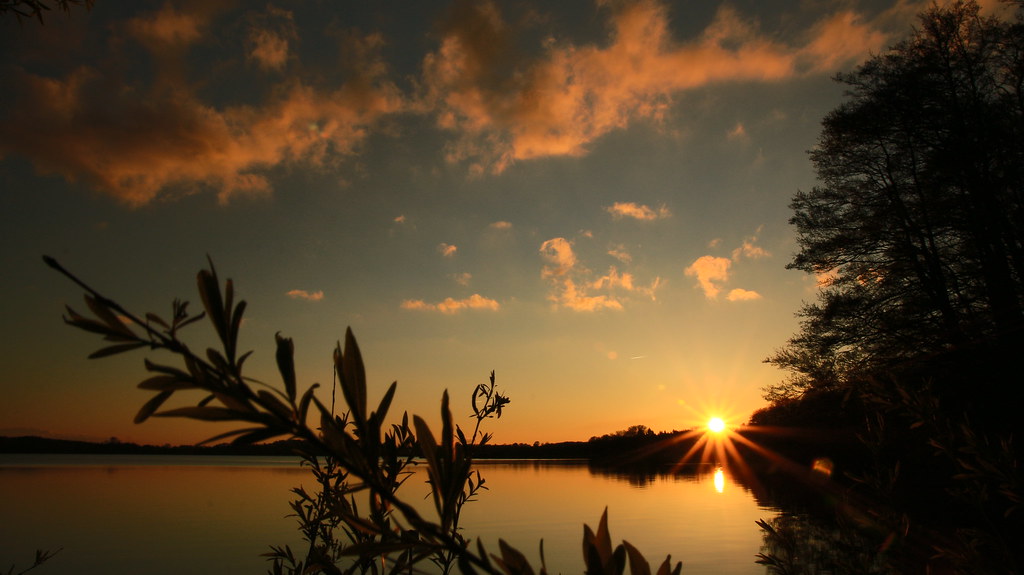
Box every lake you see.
[0,455,783,574]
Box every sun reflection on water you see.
[713,467,725,493]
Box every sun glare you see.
[707,417,726,433]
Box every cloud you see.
[286,289,324,301]
[592,266,634,291]
[393,215,407,223]
[795,10,889,74]
[419,0,893,174]
[605,202,671,221]
[731,237,771,260]
[126,4,204,52]
[438,243,458,257]
[684,255,731,299]
[726,288,762,301]
[0,6,403,206]
[490,220,513,229]
[0,1,905,203]
[401,293,500,313]
[608,245,632,263]
[452,272,472,286]
[539,237,577,278]
[552,278,624,311]
[540,237,659,310]
[687,233,770,300]
[246,6,296,72]
[726,122,748,142]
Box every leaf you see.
[612,545,627,575]
[228,298,245,361]
[258,389,293,421]
[64,306,120,337]
[654,555,681,575]
[137,376,196,391]
[134,390,174,424]
[339,328,367,426]
[372,381,398,427]
[622,541,650,575]
[275,333,297,402]
[594,508,613,564]
[153,406,254,422]
[145,312,169,329]
[583,528,604,575]
[230,427,287,445]
[84,294,133,338]
[298,383,319,422]
[440,390,454,461]
[88,342,147,359]
[413,415,443,518]
[496,539,534,575]
[144,359,191,380]
[197,266,227,344]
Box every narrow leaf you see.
[84,294,133,337]
[89,342,147,359]
[134,391,174,424]
[197,267,227,343]
[145,312,169,329]
[298,383,319,423]
[257,389,293,421]
[340,328,367,425]
[275,332,297,402]
[230,427,287,445]
[372,381,398,425]
[153,406,250,421]
[137,376,196,391]
[496,539,535,575]
[622,541,651,575]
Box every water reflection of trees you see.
[756,513,894,575]
[586,461,719,488]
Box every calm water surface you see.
[0,455,781,574]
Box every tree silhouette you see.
[767,0,1024,400]
[763,3,1024,570]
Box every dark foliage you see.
[763,2,1024,572]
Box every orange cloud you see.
[687,232,771,300]
[605,202,671,221]
[726,288,762,301]
[244,6,296,72]
[608,245,632,263]
[540,237,659,310]
[0,6,402,206]
[126,4,204,52]
[419,0,892,174]
[592,266,634,291]
[490,221,513,229]
[552,278,623,312]
[732,237,771,260]
[685,255,731,299]
[438,243,458,257]
[795,11,889,74]
[400,294,500,313]
[286,289,325,302]
[539,237,577,278]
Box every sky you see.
[1,0,1000,446]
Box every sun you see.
[707,417,726,433]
